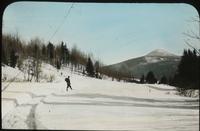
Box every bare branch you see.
[184,40,200,55]
[191,16,200,23]
[183,32,200,40]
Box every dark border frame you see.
[0,0,199,130]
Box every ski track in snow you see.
[2,90,46,129]
[148,85,176,91]
[2,84,199,130]
[25,104,38,129]
[49,93,199,109]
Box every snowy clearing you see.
[1,64,199,130]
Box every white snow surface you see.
[1,63,199,130]
[144,56,165,63]
[2,65,24,82]
[146,49,177,57]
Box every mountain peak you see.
[146,49,177,57]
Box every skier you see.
[65,76,72,91]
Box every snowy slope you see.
[2,65,24,82]
[2,61,65,83]
[146,49,177,57]
[1,63,199,130]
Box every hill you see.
[105,49,181,79]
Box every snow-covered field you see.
[1,64,199,130]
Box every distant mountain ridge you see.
[146,49,178,57]
[105,49,181,80]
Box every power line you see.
[2,4,75,92]
[48,3,75,42]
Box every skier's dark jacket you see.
[65,78,71,86]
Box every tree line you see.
[138,49,199,90]
[2,33,199,88]
[1,33,172,83]
[170,49,199,89]
[2,33,138,81]
[1,33,106,81]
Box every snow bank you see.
[2,60,64,83]
[146,84,176,90]
[2,65,24,82]
[40,63,62,82]
[2,100,16,118]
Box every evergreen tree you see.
[59,42,70,64]
[146,71,157,84]
[42,44,47,60]
[17,58,23,70]
[56,59,61,70]
[86,57,94,77]
[159,75,167,84]
[70,45,77,67]
[47,42,54,64]
[33,43,39,58]
[140,74,145,84]
[173,49,199,89]
[60,41,65,63]
[2,43,8,65]
[10,49,18,68]
[64,43,70,64]
[94,61,100,78]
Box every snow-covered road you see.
[1,76,199,130]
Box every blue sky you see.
[3,2,199,65]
